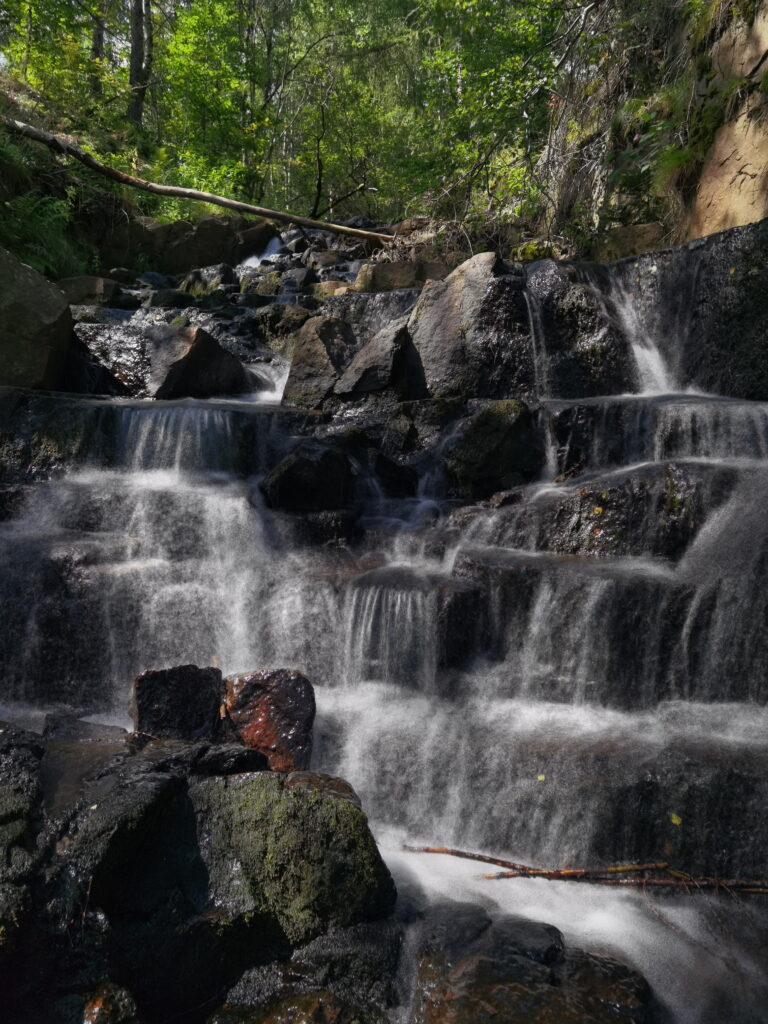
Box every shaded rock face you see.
[525,259,637,398]
[0,247,73,390]
[132,664,223,740]
[223,669,316,771]
[58,276,120,306]
[260,444,356,513]
[441,400,544,500]
[333,318,423,400]
[408,901,658,1024]
[597,218,768,399]
[73,322,255,399]
[98,214,270,276]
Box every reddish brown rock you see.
[83,981,139,1023]
[223,669,315,771]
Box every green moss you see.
[191,774,395,946]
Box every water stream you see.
[1,262,767,1021]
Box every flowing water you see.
[2,264,768,1021]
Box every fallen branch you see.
[0,116,395,245]
[402,844,537,873]
[404,844,768,895]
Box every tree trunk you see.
[89,4,106,99]
[127,0,153,128]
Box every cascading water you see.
[2,253,768,1022]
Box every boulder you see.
[441,400,544,499]
[260,444,356,513]
[190,771,396,946]
[333,318,423,399]
[223,669,315,771]
[407,253,534,400]
[282,316,358,408]
[72,322,255,399]
[179,263,238,296]
[82,982,140,1024]
[525,260,637,397]
[351,262,450,292]
[0,247,73,389]
[132,664,223,740]
[57,276,120,306]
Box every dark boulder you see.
[131,664,223,740]
[260,444,356,513]
[223,669,315,771]
[408,901,658,1024]
[208,990,387,1023]
[441,400,544,499]
[525,259,636,398]
[0,247,73,390]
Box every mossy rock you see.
[191,773,396,946]
[509,239,566,262]
[442,400,544,500]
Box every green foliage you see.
[0,191,92,276]
[0,0,568,228]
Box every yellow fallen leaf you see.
[537,774,546,781]
[728,267,736,275]
[669,812,682,826]
[593,506,603,515]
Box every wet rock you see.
[409,902,657,1024]
[442,400,544,499]
[73,322,254,399]
[280,267,317,292]
[0,246,73,390]
[526,260,636,398]
[131,664,223,740]
[260,444,356,513]
[209,990,387,1023]
[190,771,396,946]
[351,261,450,292]
[223,669,315,771]
[283,772,360,808]
[282,316,358,408]
[407,253,534,400]
[82,981,140,1023]
[0,723,44,886]
[193,743,270,775]
[58,276,120,306]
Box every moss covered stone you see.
[191,772,396,946]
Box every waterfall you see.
[2,246,768,1022]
